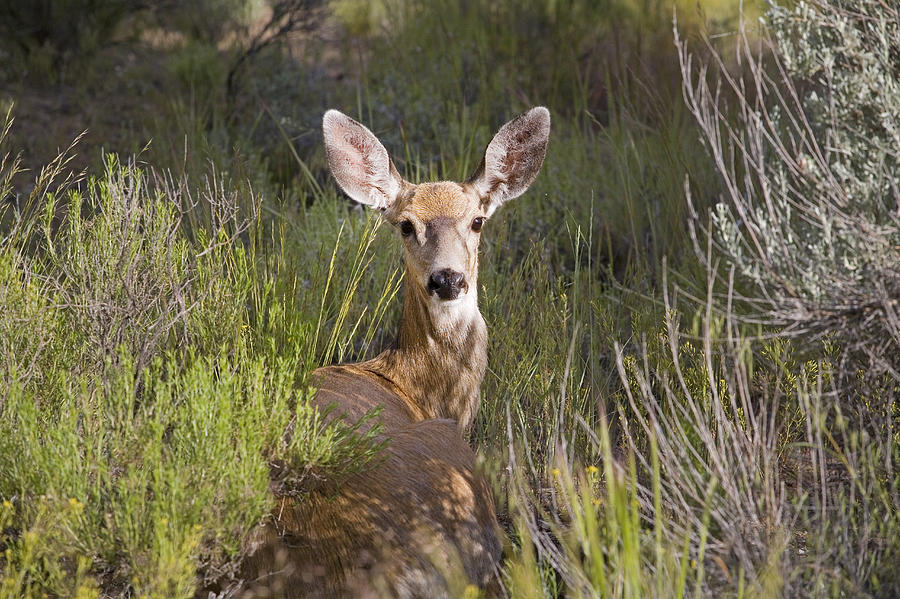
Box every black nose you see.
[427,269,467,300]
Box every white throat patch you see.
[428,290,481,339]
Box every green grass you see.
[0,135,393,597]
[1,0,898,597]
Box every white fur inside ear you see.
[323,110,401,209]
[472,106,550,210]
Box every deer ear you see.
[323,110,404,210]
[468,107,550,215]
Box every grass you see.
[0,133,393,596]
[1,0,898,597]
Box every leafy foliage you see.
[0,116,390,597]
[679,0,900,594]
[685,0,900,378]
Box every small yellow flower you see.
[586,465,599,475]
[551,468,560,477]
[462,584,480,599]
[1,500,12,509]
[592,498,601,507]
[68,497,84,512]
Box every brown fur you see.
[237,108,550,598]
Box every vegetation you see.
[0,0,897,597]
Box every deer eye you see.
[399,220,415,237]
[471,217,484,232]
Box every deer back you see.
[239,368,502,598]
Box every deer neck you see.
[369,267,487,431]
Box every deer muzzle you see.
[427,269,468,300]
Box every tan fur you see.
[237,108,550,598]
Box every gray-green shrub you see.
[681,0,900,380]
[678,0,900,594]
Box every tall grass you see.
[0,111,394,597]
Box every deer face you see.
[385,182,485,303]
[322,107,550,308]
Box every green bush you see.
[0,115,391,597]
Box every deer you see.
[239,106,550,598]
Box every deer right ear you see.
[323,110,404,210]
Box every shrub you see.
[680,0,900,386]
[678,0,900,594]
[0,114,391,597]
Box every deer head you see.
[322,107,550,323]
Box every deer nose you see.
[427,269,467,300]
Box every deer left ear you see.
[468,107,550,216]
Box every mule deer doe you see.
[241,107,550,597]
